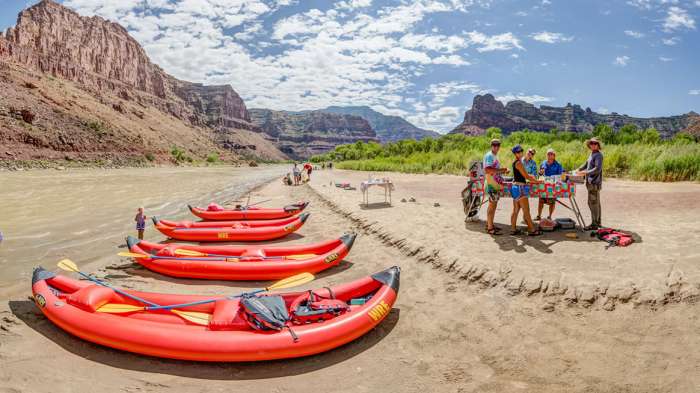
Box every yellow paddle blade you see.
[173,249,207,257]
[172,309,211,325]
[97,303,145,313]
[117,252,149,258]
[266,272,315,291]
[57,259,79,272]
[285,254,317,260]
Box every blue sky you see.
[1,0,699,132]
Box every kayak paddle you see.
[95,271,315,325]
[172,248,316,260]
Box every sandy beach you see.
[1,167,700,392]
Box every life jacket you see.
[239,294,298,342]
[290,287,350,325]
[592,228,634,248]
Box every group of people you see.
[284,162,315,186]
[483,137,604,236]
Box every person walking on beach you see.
[510,145,542,236]
[304,162,313,182]
[134,207,147,240]
[483,139,508,235]
[577,137,604,230]
[537,148,564,220]
[293,163,301,186]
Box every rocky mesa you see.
[323,106,439,143]
[0,0,286,166]
[451,94,697,137]
[249,109,379,159]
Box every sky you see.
[1,0,699,132]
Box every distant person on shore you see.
[328,162,333,170]
[304,162,313,181]
[293,163,301,185]
[134,207,147,240]
[577,138,604,230]
[283,173,293,186]
[483,139,508,235]
[510,145,542,236]
[322,163,326,170]
[522,148,538,177]
[537,148,564,220]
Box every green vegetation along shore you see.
[311,126,700,182]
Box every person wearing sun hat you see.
[577,137,604,230]
[537,147,564,220]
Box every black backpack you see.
[239,294,298,342]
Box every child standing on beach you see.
[134,207,147,240]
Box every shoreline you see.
[1,167,700,392]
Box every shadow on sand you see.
[359,202,393,210]
[463,219,643,254]
[9,300,399,380]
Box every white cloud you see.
[690,89,700,95]
[399,33,467,53]
[663,6,696,32]
[597,107,610,114]
[495,94,552,103]
[626,0,653,10]
[530,31,574,44]
[662,36,680,45]
[510,53,519,58]
[466,31,524,52]
[432,55,471,66]
[613,55,630,66]
[659,56,673,62]
[335,0,372,10]
[624,30,645,38]
[407,106,463,132]
[425,81,485,108]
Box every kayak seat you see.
[66,284,115,312]
[241,248,266,259]
[209,299,248,331]
[207,203,224,211]
[156,246,177,257]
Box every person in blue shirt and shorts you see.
[537,148,564,220]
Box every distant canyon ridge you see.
[0,1,696,167]
[451,94,697,138]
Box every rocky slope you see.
[249,109,379,159]
[451,94,697,138]
[323,106,439,142]
[0,0,285,165]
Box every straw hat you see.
[586,137,603,149]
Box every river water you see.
[0,165,285,295]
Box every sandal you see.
[510,228,523,235]
[534,216,541,221]
[486,227,502,235]
[527,230,543,236]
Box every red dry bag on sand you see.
[592,228,634,248]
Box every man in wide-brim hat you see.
[576,137,604,230]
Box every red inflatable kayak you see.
[125,233,356,280]
[152,213,309,242]
[189,202,308,221]
[31,266,399,361]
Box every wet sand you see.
[1,168,699,392]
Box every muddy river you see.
[0,165,285,295]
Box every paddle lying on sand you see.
[172,248,316,260]
[118,251,243,262]
[95,272,315,325]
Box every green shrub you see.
[170,146,192,163]
[145,152,155,162]
[315,129,700,182]
[206,152,219,163]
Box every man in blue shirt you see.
[536,148,564,220]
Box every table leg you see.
[570,196,586,231]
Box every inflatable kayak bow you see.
[31,265,399,361]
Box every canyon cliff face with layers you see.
[248,109,379,159]
[451,94,697,138]
[0,0,285,166]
